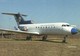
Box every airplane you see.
[0,12,78,43]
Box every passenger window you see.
[46,26,47,28]
[62,25,66,27]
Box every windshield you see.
[62,24,70,27]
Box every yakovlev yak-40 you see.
[0,13,78,43]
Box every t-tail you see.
[2,13,33,26]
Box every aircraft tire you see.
[42,35,47,41]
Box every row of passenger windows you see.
[35,24,70,28]
[36,26,55,28]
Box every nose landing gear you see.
[62,35,68,43]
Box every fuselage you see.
[18,22,78,35]
[2,13,78,35]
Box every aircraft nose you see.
[71,28,78,34]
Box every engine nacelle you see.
[19,26,28,31]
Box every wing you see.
[0,28,39,35]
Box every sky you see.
[0,0,80,29]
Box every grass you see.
[0,35,80,56]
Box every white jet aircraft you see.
[0,13,78,42]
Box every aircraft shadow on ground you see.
[14,39,27,41]
[14,39,67,43]
[35,40,67,43]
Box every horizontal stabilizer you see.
[2,13,27,16]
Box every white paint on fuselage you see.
[19,22,73,35]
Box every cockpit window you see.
[62,24,70,27]
[66,25,70,26]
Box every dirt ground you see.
[0,35,80,56]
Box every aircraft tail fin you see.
[2,13,33,25]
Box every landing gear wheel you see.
[62,35,68,43]
[42,35,47,41]
[26,35,32,40]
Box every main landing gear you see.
[26,35,48,41]
[26,35,68,43]
[62,35,68,43]
[26,35,32,40]
[42,35,47,41]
